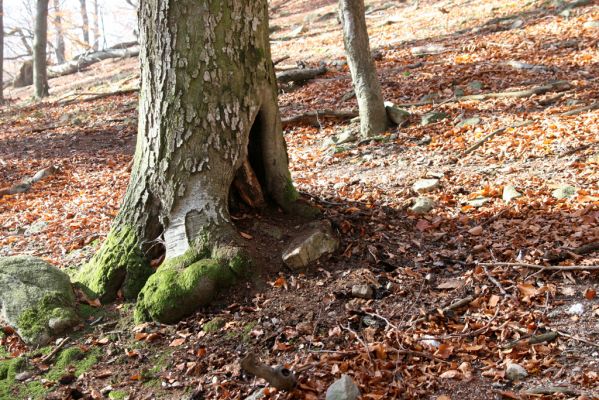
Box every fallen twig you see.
[503,331,558,349]
[411,295,476,325]
[478,262,599,271]
[555,330,599,349]
[40,337,70,364]
[524,386,580,396]
[483,265,508,296]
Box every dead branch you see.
[544,241,599,262]
[0,166,59,198]
[411,295,475,325]
[478,262,599,271]
[524,386,580,396]
[503,331,558,349]
[40,337,70,364]
[282,109,358,127]
[57,88,139,106]
[276,66,327,84]
[233,158,266,208]
[555,330,599,349]
[396,81,571,108]
[273,55,290,66]
[240,352,296,390]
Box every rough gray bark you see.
[53,0,66,64]
[339,0,388,137]
[33,0,49,98]
[79,0,308,308]
[0,0,4,102]
[79,0,90,48]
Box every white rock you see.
[282,221,338,270]
[410,197,435,214]
[552,185,577,199]
[412,179,440,194]
[502,185,522,202]
[326,375,360,400]
[505,363,528,381]
[351,284,373,299]
[567,303,584,316]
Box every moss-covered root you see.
[134,245,250,324]
[76,226,153,302]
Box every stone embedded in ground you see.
[469,81,483,91]
[412,179,440,194]
[421,111,448,126]
[244,389,266,400]
[282,221,339,270]
[326,374,361,400]
[502,185,522,202]
[567,303,584,316]
[351,284,374,299]
[552,185,577,199]
[583,21,599,29]
[410,197,435,214]
[0,256,79,345]
[467,197,490,208]
[336,128,359,145]
[411,43,446,56]
[384,102,411,126]
[505,363,528,381]
[457,117,481,128]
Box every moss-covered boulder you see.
[0,256,79,345]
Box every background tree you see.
[33,0,48,98]
[52,0,65,63]
[78,0,89,48]
[1,0,4,102]
[339,0,388,138]
[91,0,99,50]
[78,0,311,323]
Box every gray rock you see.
[417,135,432,146]
[467,197,490,208]
[567,303,584,316]
[245,389,266,400]
[25,221,48,235]
[0,256,79,345]
[412,179,440,194]
[351,284,373,299]
[505,363,528,381]
[336,129,358,145]
[456,117,481,128]
[15,371,34,382]
[326,375,360,400]
[502,185,522,202]
[254,222,283,240]
[552,185,577,199]
[468,81,483,91]
[421,111,448,126]
[384,102,410,126]
[411,43,446,56]
[410,197,435,214]
[583,21,599,29]
[282,221,339,270]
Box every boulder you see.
[0,256,79,345]
[282,221,338,270]
[326,375,360,400]
[384,102,410,126]
[351,284,374,299]
[410,197,435,214]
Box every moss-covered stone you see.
[76,226,153,302]
[135,258,243,323]
[47,346,101,380]
[202,317,226,333]
[108,390,128,400]
[17,295,79,344]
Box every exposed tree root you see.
[275,65,327,84]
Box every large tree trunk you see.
[33,0,49,98]
[339,0,388,137]
[78,0,308,323]
[53,0,66,64]
[0,0,4,102]
[79,0,90,48]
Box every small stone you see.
[15,371,33,382]
[336,129,358,145]
[511,19,524,29]
[384,102,411,126]
[410,197,435,214]
[48,315,78,334]
[412,179,440,194]
[421,335,441,348]
[421,111,448,126]
[417,135,432,146]
[282,221,339,270]
[583,21,599,29]
[505,363,528,381]
[502,185,522,202]
[454,87,465,97]
[467,197,490,208]
[468,81,483,91]
[567,303,584,316]
[411,43,446,56]
[290,25,306,37]
[456,117,481,128]
[326,375,360,400]
[552,185,577,199]
[245,389,266,400]
[351,284,374,299]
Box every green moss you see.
[283,174,300,203]
[17,293,78,343]
[77,226,152,302]
[203,317,226,333]
[47,346,101,380]
[0,358,27,399]
[108,390,128,399]
[135,258,240,323]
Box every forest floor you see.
[1,0,598,399]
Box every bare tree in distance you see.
[91,0,99,50]
[33,0,49,98]
[1,0,4,102]
[338,0,388,138]
[52,0,65,63]
[79,0,89,48]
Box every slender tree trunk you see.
[78,0,307,323]
[53,0,66,64]
[33,0,49,98]
[91,0,99,51]
[339,0,388,137]
[79,0,89,48]
[0,0,4,103]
